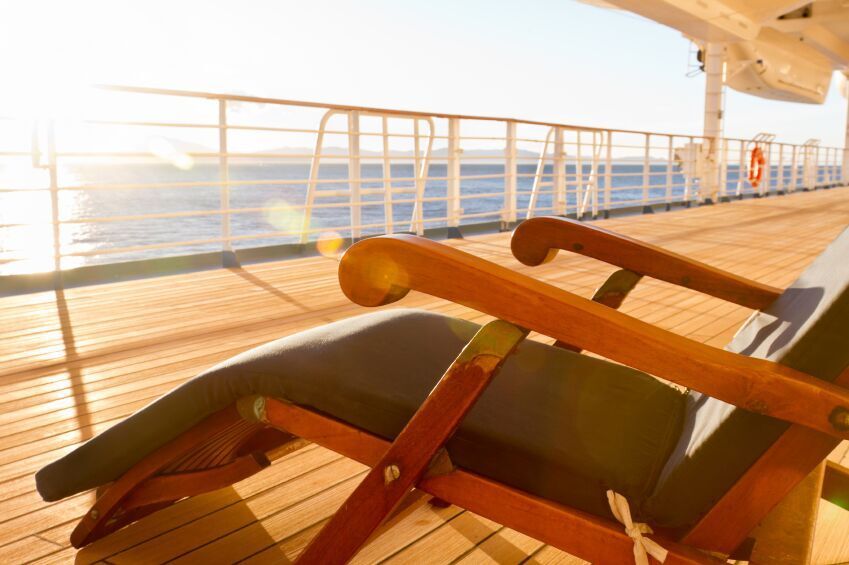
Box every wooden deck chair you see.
[36,217,849,564]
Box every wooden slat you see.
[1,188,849,562]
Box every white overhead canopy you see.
[591,0,849,103]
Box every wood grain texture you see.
[3,187,849,562]
[511,216,783,309]
[338,233,849,440]
[264,398,717,564]
[297,321,527,564]
[683,366,849,553]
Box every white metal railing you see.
[0,84,845,276]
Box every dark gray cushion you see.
[37,309,685,522]
[646,226,849,529]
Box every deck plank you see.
[1,188,849,563]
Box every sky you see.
[1,0,848,147]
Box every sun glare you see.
[148,137,195,171]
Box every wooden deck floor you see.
[2,189,849,564]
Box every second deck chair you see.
[36,217,849,563]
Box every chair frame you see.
[68,217,849,563]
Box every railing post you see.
[604,131,613,214]
[553,126,566,215]
[576,131,584,218]
[827,147,834,184]
[301,110,333,244]
[761,142,771,196]
[815,146,821,186]
[590,131,600,219]
[685,136,694,202]
[410,119,425,235]
[46,120,61,275]
[381,116,394,233]
[777,144,785,193]
[218,99,238,267]
[737,140,746,197]
[831,147,838,184]
[642,133,651,212]
[348,110,362,239]
[790,145,798,192]
[835,147,841,184]
[447,118,462,228]
[719,138,728,200]
[526,128,553,219]
[503,121,517,227]
[844,94,849,184]
[665,135,673,206]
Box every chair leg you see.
[748,462,825,564]
[296,320,527,564]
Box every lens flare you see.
[263,199,305,235]
[147,137,194,170]
[316,231,344,258]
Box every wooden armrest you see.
[511,216,783,310]
[338,234,849,440]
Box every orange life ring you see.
[748,145,765,188]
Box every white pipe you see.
[503,121,517,224]
[448,118,462,227]
[702,42,725,203]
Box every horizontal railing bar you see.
[98,84,821,146]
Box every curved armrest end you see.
[338,237,412,307]
[511,216,782,310]
[511,218,564,266]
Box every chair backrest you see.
[645,226,849,529]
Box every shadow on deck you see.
[1,188,848,563]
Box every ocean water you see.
[0,161,790,273]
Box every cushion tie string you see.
[606,490,669,565]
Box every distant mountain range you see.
[149,138,670,165]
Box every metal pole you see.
[590,132,600,218]
[447,118,461,227]
[410,119,425,234]
[665,136,673,206]
[527,128,553,219]
[642,133,650,211]
[685,136,693,202]
[46,120,61,274]
[761,142,770,196]
[828,147,835,184]
[737,140,746,197]
[790,145,798,192]
[301,110,334,243]
[381,116,394,233]
[348,110,362,239]
[503,121,517,226]
[843,94,849,184]
[554,127,565,215]
[576,131,585,217]
[218,100,237,267]
[831,147,838,184]
[702,42,725,203]
[719,138,728,200]
[604,131,613,213]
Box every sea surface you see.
[0,161,792,274]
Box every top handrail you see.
[93,84,804,146]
